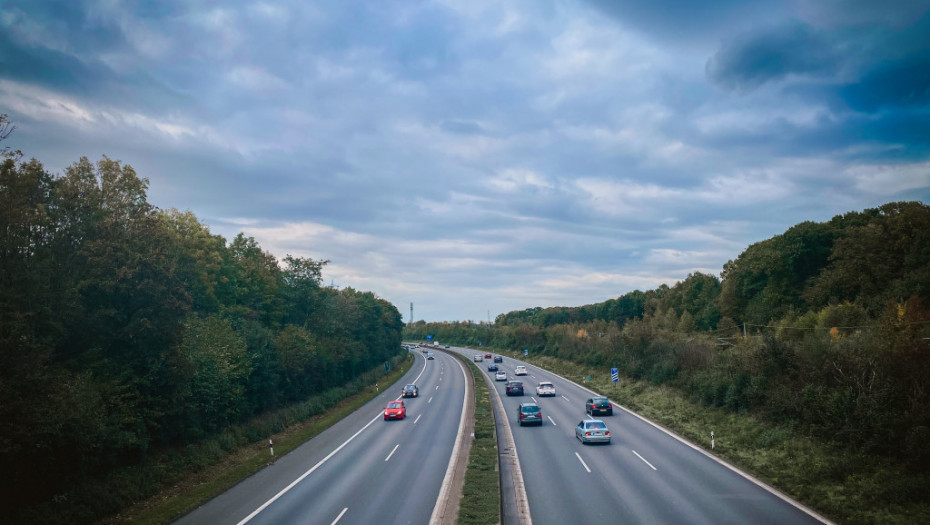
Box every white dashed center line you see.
[575,452,592,473]
[632,450,657,470]
[331,507,348,524]
[547,415,557,426]
[385,444,400,462]
[414,414,422,424]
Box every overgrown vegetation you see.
[107,353,414,525]
[1,141,404,523]
[458,359,500,525]
[406,202,930,521]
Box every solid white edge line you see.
[551,367,837,525]
[429,352,469,525]
[330,507,348,525]
[547,415,557,426]
[632,450,657,471]
[574,452,592,473]
[237,353,429,525]
[414,414,422,424]
[385,444,400,462]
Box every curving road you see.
[175,349,468,525]
[450,347,832,525]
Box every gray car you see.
[575,419,611,444]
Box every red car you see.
[484,353,492,358]
[384,400,406,420]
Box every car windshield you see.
[511,382,522,386]
[522,406,540,413]
[587,421,606,429]
[388,402,402,408]
[405,385,415,390]
[540,383,552,387]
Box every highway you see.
[175,349,468,525]
[451,347,830,525]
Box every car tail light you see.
[520,413,525,419]
[585,432,592,436]
[605,431,610,436]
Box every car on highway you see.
[505,381,524,396]
[575,419,610,444]
[384,400,406,420]
[444,345,450,348]
[495,371,508,381]
[514,365,528,376]
[517,402,543,426]
[487,363,499,372]
[473,354,483,362]
[536,381,556,397]
[427,352,435,360]
[585,396,613,416]
[493,355,503,363]
[402,384,419,398]
[484,353,492,358]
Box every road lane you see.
[452,347,830,525]
[176,349,467,525]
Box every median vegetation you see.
[457,359,501,525]
[407,202,930,524]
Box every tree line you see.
[407,201,930,472]
[1,143,404,520]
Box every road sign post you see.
[611,368,619,382]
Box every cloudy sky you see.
[2,0,929,322]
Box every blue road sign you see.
[426,335,433,341]
[524,349,528,356]
[479,341,482,346]
[611,368,619,382]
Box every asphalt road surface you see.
[175,349,468,525]
[453,348,830,525]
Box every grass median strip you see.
[457,360,501,525]
[107,353,415,525]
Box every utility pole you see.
[410,302,414,326]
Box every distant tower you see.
[410,302,414,326]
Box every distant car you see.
[474,354,483,362]
[536,381,556,397]
[576,419,610,444]
[484,353,492,358]
[495,371,507,381]
[518,402,543,426]
[487,363,499,372]
[505,381,524,396]
[493,355,503,363]
[585,396,613,416]
[427,352,435,360]
[421,347,428,353]
[444,345,450,349]
[402,384,419,398]
[514,365,528,376]
[384,400,406,420]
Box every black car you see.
[402,384,419,398]
[585,396,613,416]
[505,381,524,396]
[517,402,542,426]
[493,355,503,363]
[487,363,499,372]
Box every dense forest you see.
[407,201,930,472]
[1,136,404,521]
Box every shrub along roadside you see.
[97,353,414,525]
[457,359,501,525]
[517,353,929,525]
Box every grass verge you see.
[103,353,415,525]
[516,353,929,525]
[457,360,501,525]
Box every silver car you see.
[575,419,611,444]
[495,371,507,381]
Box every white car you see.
[514,365,527,376]
[536,381,556,396]
[474,354,483,362]
[495,371,507,381]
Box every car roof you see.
[519,402,539,407]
